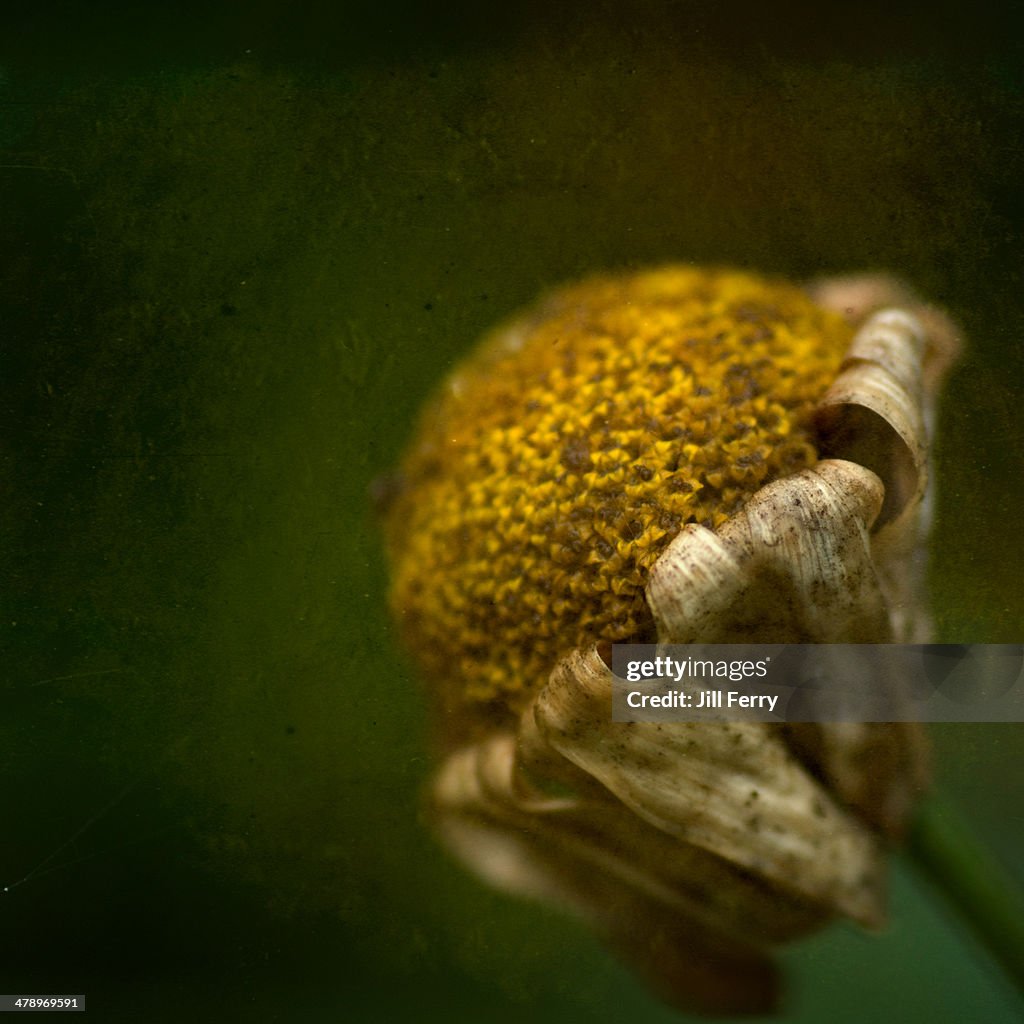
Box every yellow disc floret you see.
[383,266,852,717]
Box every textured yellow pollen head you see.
[383,266,852,722]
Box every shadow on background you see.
[2,2,1023,1020]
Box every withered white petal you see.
[533,647,887,928]
[647,459,889,645]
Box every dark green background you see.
[2,2,1023,1021]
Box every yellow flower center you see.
[384,266,852,717]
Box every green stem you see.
[907,795,1024,1001]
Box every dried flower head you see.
[381,266,959,1014]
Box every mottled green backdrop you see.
[2,2,1023,1021]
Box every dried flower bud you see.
[381,267,959,1014]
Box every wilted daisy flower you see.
[381,266,958,1014]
